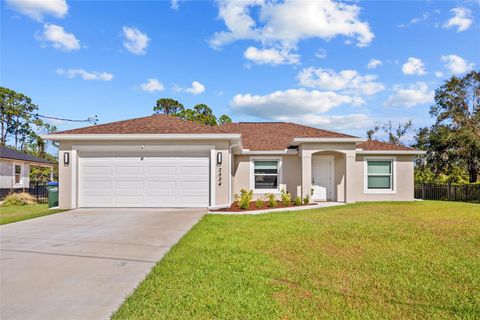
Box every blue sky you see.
[2,0,479,139]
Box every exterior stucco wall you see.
[0,159,30,189]
[57,140,230,209]
[232,154,302,200]
[349,155,415,201]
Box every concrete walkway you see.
[0,208,205,320]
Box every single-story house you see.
[0,145,55,194]
[43,114,424,210]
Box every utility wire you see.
[35,114,98,124]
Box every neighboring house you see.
[43,115,424,210]
[0,145,55,192]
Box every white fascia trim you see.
[292,137,366,145]
[240,149,298,155]
[72,144,215,152]
[356,150,426,155]
[42,134,242,141]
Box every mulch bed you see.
[212,201,314,212]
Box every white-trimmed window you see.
[14,164,22,185]
[364,157,396,193]
[250,158,282,192]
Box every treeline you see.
[153,98,231,126]
[367,71,479,184]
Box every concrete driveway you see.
[0,208,205,320]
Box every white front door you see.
[79,153,209,207]
[312,156,334,201]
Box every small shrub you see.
[294,196,302,206]
[238,189,253,209]
[281,189,291,206]
[2,192,36,207]
[255,198,264,209]
[266,193,277,207]
[303,195,310,205]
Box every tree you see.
[419,71,480,183]
[366,120,413,146]
[218,114,232,125]
[0,87,53,150]
[152,98,233,126]
[153,98,184,115]
[193,104,217,126]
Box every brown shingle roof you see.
[53,114,229,135]
[357,139,416,151]
[220,122,357,151]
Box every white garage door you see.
[79,154,209,207]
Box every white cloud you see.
[171,0,180,10]
[231,88,364,119]
[441,54,475,75]
[367,58,382,69]
[384,82,434,108]
[36,24,80,51]
[56,68,113,81]
[435,71,444,78]
[175,81,206,94]
[402,57,427,75]
[122,26,150,55]
[6,0,68,21]
[279,113,372,130]
[398,12,429,28]
[442,7,473,32]
[210,0,374,49]
[139,78,164,92]
[315,48,327,59]
[244,46,299,65]
[297,67,384,96]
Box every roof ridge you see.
[284,122,359,138]
[54,114,229,135]
[54,114,158,135]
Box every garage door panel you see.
[179,195,207,206]
[114,166,144,176]
[147,180,177,190]
[147,166,176,176]
[82,166,113,176]
[79,155,209,207]
[115,180,144,189]
[81,180,112,191]
[180,180,208,189]
[115,195,145,206]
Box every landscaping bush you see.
[294,196,302,206]
[266,193,277,207]
[2,193,36,207]
[303,195,310,205]
[255,198,264,209]
[281,189,291,206]
[238,189,253,209]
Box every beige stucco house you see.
[43,114,424,210]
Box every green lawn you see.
[0,204,66,225]
[113,201,480,319]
